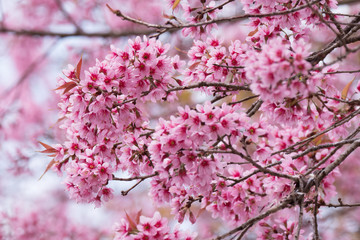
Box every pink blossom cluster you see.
[50,35,358,240]
[246,37,313,102]
[148,102,252,221]
[7,0,166,31]
[54,36,182,205]
[242,0,338,43]
[258,217,299,240]
[145,100,338,227]
[168,0,221,38]
[184,38,247,87]
[199,123,339,227]
[113,211,196,240]
[184,35,343,127]
[185,36,317,103]
[259,65,350,128]
[1,206,106,240]
[4,0,360,239]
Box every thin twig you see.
[112,172,158,181]
[315,139,360,185]
[246,99,263,117]
[236,224,253,240]
[107,1,322,31]
[313,190,320,240]
[121,179,144,196]
[325,69,360,74]
[272,108,360,156]
[291,138,359,159]
[220,143,297,181]
[0,27,156,38]
[54,0,83,33]
[295,178,305,240]
[229,95,259,105]
[320,203,360,208]
[1,39,60,100]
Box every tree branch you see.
[0,27,156,38]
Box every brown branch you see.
[0,39,59,100]
[107,0,321,33]
[291,138,359,160]
[315,139,360,185]
[226,162,282,187]
[320,202,360,208]
[305,0,349,54]
[117,82,250,106]
[313,192,320,240]
[272,108,360,156]
[338,0,360,5]
[112,172,158,181]
[236,224,253,240]
[214,192,300,240]
[325,69,360,74]
[246,99,263,117]
[121,179,144,196]
[167,82,250,93]
[307,13,360,64]
[200,0,235,15]
[116,172,158,196]
[54,0,83,33]
[218,143,297,181]
[215,139,360,239]
[295,179,305,240]
[229,95,259,105]
[0,27,156,38]
[305,126,360,176]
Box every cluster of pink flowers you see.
[53,36,346,230]
[184,38,247,87]
[35,0,360,239]
[1,205,106,240]
[145,101,339,226]
[258,216,299,240]
[184,35,344,127]
[184,35,318,103]
[242,0,338,43]
[113,211,196,240]
[169,0,221,38]
[54,36,183,205]
[246,37,313,102]
[148,102,253,221]
[196,122,339,226]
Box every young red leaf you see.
[38,141,58,156]
[106,4,117,14]
[63,82,77,94]
[54,82,78,94]
[38,159,56,180]
[188,62,200,71]
[163,13,175,20]
[38,141,55,151]
[75,57,82,80]
[189,210,196,224]
[135,210,142,224]
[172,0,181,10]
[341,77,355,100]
[39,149,57,154]
[248,27,259,37]
[125,211,137,230]
[54,82,74,90]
